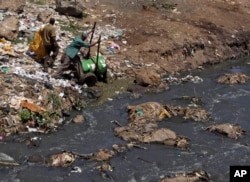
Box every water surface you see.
[1,57,250,182]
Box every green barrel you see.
[93,54,107,74]
[81,54,107,74]
[81,58,96,73]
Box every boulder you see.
[0,16,19,41]
[135,69,161,87]
[55,0,86,18]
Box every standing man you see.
[42,17,59,72]
[52,29,99,84]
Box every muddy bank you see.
[0,0,250,145]
[0,1,250,181]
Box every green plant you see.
[74,99,87,110]
[36,112,51,128]
[19,109,32,123]
[47,93,61,110]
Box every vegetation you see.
[19,109,32,123]
[47,93,61,110]
[36,111,59,128]
[74,99,87,111]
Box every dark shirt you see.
[42,23,56,46]
[65,36,90,59]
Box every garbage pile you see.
[0,1,127,137]
[217,73,250,85]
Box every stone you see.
[0,16,19,41]
[55,0,86,18]
[72,114,85,124]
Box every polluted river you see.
[0,56,250,182]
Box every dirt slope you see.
[82,0,250,75]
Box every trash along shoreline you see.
[1,1,250,181]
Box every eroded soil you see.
[82,0,250,75]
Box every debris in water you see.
[205,123,246,140]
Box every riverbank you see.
[0,0,250,138]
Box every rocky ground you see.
[0,0,250,139]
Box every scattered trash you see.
[25,136,42,147]
[217,73,250,84]
[0,65,8,72]
[164,75,203,85]
[0,153,19,166]
[96,162,114,180]
[114,125,189,148]
[127,102,171,124]
[160,169,210,182]
[20,100,46,113]
[205,123,246,140]
[70,166,82,174]
[46,151,76,167]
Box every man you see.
[42,17,59,72]
[52,29,99,84]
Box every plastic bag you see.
[29,28,46,60]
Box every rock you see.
[72,114,85,124]
[135,69,161,87]
[0,16,19,41]
[55,0,86,18]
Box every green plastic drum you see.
[81,58,96,73]
[81,54,106,74]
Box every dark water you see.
[1,56,250,182]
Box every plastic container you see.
[81,54,106,74]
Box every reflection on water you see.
[1,57,250,182]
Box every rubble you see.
[0,1,131,137]
[217,73,250,85]
[0,1,249,181]
[160,169,210,182]
[114,125,189,148]
[46,151,76,167]
[205,123,246,140]
[127,102,171,125]
[112,101,212,148]
[127,102,212,124]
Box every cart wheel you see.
[84,72,97,87]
